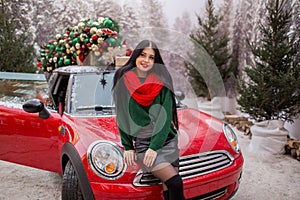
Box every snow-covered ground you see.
[232,128,300,200]
[0,127,299,200]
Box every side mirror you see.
[23,99,50,119]
[175,91,185,101]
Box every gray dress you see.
[134,123,180,172]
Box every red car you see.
[0,66,243,200]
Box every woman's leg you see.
[162,166,179,199]
[152,163,185,200]
[162,166,179,190]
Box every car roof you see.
[53,66,115,75]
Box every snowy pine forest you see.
[1,0,300,95]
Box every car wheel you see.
[62,161,84,200]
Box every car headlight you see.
[87,140,126,180]
[223,124,240,153]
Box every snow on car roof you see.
[53,66,113,74]
[0,72,46,81]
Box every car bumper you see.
[90,154,243,200]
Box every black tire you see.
[62,161,84,200]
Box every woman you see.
[113,40,185,200]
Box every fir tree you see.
[0,1,35,73]
[237,0,300,122]
[186,0,231,98]
[136,0,168,46]
[119,4,141,48]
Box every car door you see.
[0,75,63,173]
[13,109,63,173]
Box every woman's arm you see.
[149,87,174,151]
[118,127,134,150]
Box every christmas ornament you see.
[37,17,124,72]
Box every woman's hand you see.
[143,148,157,167]
[123,150,136,166]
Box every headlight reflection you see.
[88,140,126,180]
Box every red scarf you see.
[124,71,163,106]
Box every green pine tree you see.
[0,1,35,73]
[186,0,232,98]
[237,0,300,122]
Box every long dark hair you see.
[113,39,179,129]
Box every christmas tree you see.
[0,3,35,73]
[37,17,125,72]
[186,0,232,98]
[237,0,300,122]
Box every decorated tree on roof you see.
[37,17,125,72]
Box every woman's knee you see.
[151,163,178,182]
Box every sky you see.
[163,0,224,25]
[120,0,224,26]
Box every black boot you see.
[163,190,169,200]
[165,174,185,200]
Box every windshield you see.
[70,71,115,116]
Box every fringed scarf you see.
[124,71,163,106]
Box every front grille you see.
[189,187,228,200]
[133,150,233,186]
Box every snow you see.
[0,97,24,109]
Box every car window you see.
[0,72,54,108]
[50,74,70,109]
[70,71,115,116]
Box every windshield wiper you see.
[76,105,115,111]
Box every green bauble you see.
[56,46,62,52]
[42,59,46,67]
[65,58,71,65]
[107,37,116,46]
[70,31,74,39]
[104,19,113,27]
[72,38,79,45]
[58,60,63,67]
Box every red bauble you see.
[102,42,107,47]
[91,34,98,40]
[78,53,85,62]
[102,28,113,35]
[126,49,132,56]
[37,61,42,69]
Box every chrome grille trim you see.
[192,187,228,200]
[133,150,234,186]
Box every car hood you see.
[177,108,226,156]
[67,107,226,156]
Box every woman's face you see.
[135,47,155,77]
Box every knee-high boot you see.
[164,174,185,200]
[163,190,169,200]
